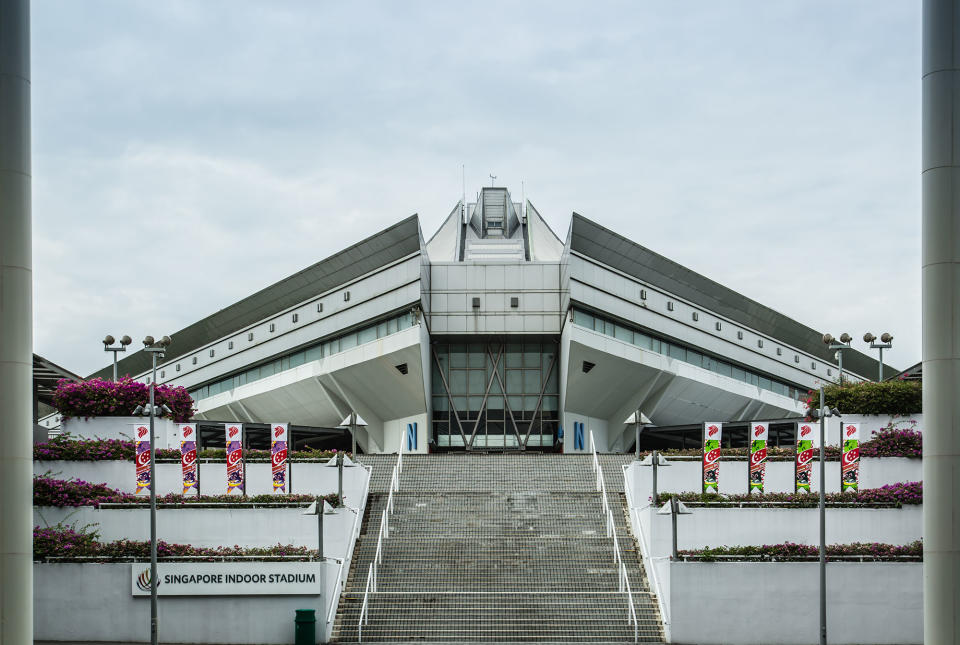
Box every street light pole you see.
[140,335,171,645]
[102,334,132,381]
[863,333,893,382]
[818,385,826,645]
[823,333,852,384]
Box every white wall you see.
[561,412,608,452]
[633,503,921,556]
[61,416,178,449]
[34,506,356,554]
[35,561,341,644]
[667,561,921,645]
[383,413,428,454]
[824,413,923,445]
[35,460,370,505]
[627,457,921,502]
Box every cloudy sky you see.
[31,1,921,377]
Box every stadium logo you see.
[274,426,285,438]
[228,426,239,438]
[182,426,193,438]
[754,425,765,437]
[707,425,719,437]
[136,567,159,592]
[845,425,857,437]
[800,425,812,438]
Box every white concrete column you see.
[922,1,960,642]
[0,0,32,643]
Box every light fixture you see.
[823,332,852,383]
[864,332,893,381]
[103,334,132,381]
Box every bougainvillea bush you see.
[33,525,318,561]
[804,380,922,417]
[859,423,922,458]
[33,476,340,508]
[53,377,195,423]
[34,435,344,462]
[658,481,922,508]
[678,540,923,561]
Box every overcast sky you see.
[31,1,921,378]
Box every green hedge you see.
[805,380,921,416]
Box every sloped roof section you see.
[526,201,563,261]
[568,213,896,380]
[89,215,423,380]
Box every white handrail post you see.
[382,509,389,540]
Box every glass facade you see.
[571,309,805,401]
[432,338,559,449]
[190,311,416,402]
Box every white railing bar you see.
[326,463,372,632]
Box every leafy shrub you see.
[53,377,195,423]
[658,481,922,507]
[804,380,922,417]
[860,422,922,458]
[34,435,344,462]
[33,476,340,508]
[34,525,318,561]
[679,540,922,561]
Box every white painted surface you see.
[628,457,921,502]
[634,503,921,556]
[61,416,178,449]
[667,561,921,644]
[34,459,370,503]
[34,506,356,554]
[35,561,340,644]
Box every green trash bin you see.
[294,608,316,645]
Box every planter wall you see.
[666,561,921,644]
[34,460,370,502]
[60,416,178,448]
[34,561,341,644]
[34,506,355,555]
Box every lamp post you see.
[339,412,367,458]
[822,333,852,384]
[135,334,171,645]
[102,334,132,381]
[863,333,893,382]
[809,388,839,645]
[625,410,651,460]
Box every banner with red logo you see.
[225,424,245,495]
[841,422,861,492]
[749,422,768,494]
[271,423,289,495]
[795,422,818,492]
[178,423,199,496]
[702,422,722,493]
[134,424,151,494]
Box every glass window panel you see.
[376,322,388,338]
[281,357,290,371]
[524,396,539,412]
[523,369,540,393]
[546,365,559,393]
[235,372,246,386]
[523,349,539,367]
[668,343,685,360]
[487,395,503,410]
[387,318,397,334]
[289,352,304,368]
[433,396,448,412]
[716,361,732,377]
[759,376,772,390]
[450,370,468,394]
[468,370,485,393]
[731,366,746,382]
[748,372,759,386]
[306,345,322,362]
[437,433,450,447]
[505,370,523,394]
[359,326,377,344]
[469,396,485,412]
[246,367,260,381]
[452,396,467,411]
[542,396,558,412]
[449,434,465,447]
[340,334,358,350]
[508,396,523,411]
[594,317,606,333]
[469,349,485,368]
[450,344,468,367]
[687,350,704,368]
[573,309,593,327]
[614,324,633,343]
[505,344,523,367]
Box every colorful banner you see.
[271,423,289,495]
[225,424,244,495]
[702,422,722,493]
[795,422,817,492]
[134,423,151,494]
[841,422,861,492]
[749,422,768,494]
[179,423,199,496]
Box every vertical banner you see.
[841,422,861,492]
[795,422,817,492]
[748,422,768,494]
[225,424,245,495]
[271,423,289,495]
[179,423,199,497]
[702,422,722,493]
[134,423,151,494]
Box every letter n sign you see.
[574,422,585,451]
[406,422,418,451]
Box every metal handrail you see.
[589,431,639,642]
[325,462,372,631]
[623,463,671,630]
[357,434,405,641]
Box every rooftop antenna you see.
[489,173,496,187]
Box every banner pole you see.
[818,386,826,645]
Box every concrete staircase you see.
[332,453,663,643]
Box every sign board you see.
[131,562,323,596]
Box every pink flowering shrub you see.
[34,435,343,462]
[860,423,922,458]
[53,377,195,423]
[679,540,922,561]
[33,476,340,508]
[34,525,318,561]
[659,481,922,508]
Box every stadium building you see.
[90,186,893,454]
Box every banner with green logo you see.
[702,422,722,493]
[748,422,768,494]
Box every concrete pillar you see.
[922,1,960,642]
[0,0,32,643]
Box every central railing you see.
[357,433,405,642]
[589,431,639,643]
